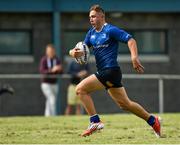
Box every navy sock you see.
[90,114,100,123]
[147,115,155,126]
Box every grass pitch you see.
[0,113,180,144]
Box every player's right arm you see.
[69,29,92,58]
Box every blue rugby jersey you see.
[84,23,132,71]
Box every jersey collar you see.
[95,23,108,32]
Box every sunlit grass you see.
[0,113,179,144]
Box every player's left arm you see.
[128,38,144,73]
[109,26,144,73]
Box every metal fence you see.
[123,74,180,113]
[0,74,180,114]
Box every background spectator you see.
[39,44,63,116]
[65,60,89,115]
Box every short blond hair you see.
[90,4,105,15]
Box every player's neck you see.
[96,22,106,32]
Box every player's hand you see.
[131,57,144,74]
[69,48,84,58]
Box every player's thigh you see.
[77,74,105,93]
[107,87,131,104]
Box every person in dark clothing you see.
[65,60,89,115]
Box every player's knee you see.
[75,85,81,95]
[75,85,87,97]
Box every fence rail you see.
[123,74,180,113]
[0,74,180,113]
[0,74,180,79]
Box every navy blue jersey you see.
[84,23,132,71]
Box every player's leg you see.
[76,74,105,136]
[108,87,161,137]
[75,91,82,115]
[108,87,150,120]
[76,74,105,116]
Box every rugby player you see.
[69,4,161,137]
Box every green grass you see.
[0,113,180,144]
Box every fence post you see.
[158,78,164,113]
[52,4,61,114]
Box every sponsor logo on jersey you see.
[94,44,109,49]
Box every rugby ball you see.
[75,41,90,65]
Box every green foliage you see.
[0,114,180,144]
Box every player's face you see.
[89,10,104,29]
[46,47,55,58]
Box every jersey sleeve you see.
[84,29,92,47]
[109,26,132,43]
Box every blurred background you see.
[0,0,180,116]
